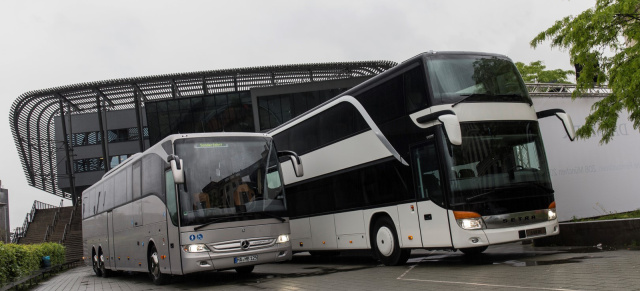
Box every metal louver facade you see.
[10,61,397,201]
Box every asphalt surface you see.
[34,242,640,290]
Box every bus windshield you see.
[447,121,552,207]
[426,55,531,105]
[175,136,286,226]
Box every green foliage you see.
[572,208,640,221]
[530,0,640,143]
[515,61,575,83]
[0,242,65,285]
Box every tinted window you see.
[287,160,414,217]
[274,102,369,155]
[142,155,164,200]
[356,76,404,124]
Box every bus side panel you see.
[142,196,171,275]
[95,212,109,267]
[166,214,183,275]
[290,218,312,251]
[416,200,453,248]
[107,211,117,270]
[363,206,400,248]
[334,211,367,249]
[112,203,132,270]
[397,202,423,248]
[309,214,338,249]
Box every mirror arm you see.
[167,154,181,170]
[278,150,301,165]
[536,109,565,119]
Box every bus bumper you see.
[181,242,292,274]
[450,218,559,249]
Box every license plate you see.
[525,227,547,237]
[234,255,258,264]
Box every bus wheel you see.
[148,245,169,285]
[460,246,488,255]
[99,250,111,278]
[92,250,102,277]
[372,217,410,266]
[235,265,255,274]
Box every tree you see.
[530,0,640,143]
[515,61,574,83]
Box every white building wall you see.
[533,97,640,221]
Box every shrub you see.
[0,242,66,285]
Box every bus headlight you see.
[548,208,557,220]
[456,217,484,230]
[453,211,484,230]
[277,234,290,243]
[183,244,210,253]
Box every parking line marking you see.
[396,277,580,291]
[397,261,580,291]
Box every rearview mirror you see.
[167,155,185,184]
[536,109,576,141]
[278,150,304,177]
[438,114,462,146]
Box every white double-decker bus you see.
[270,51,575,265]
[82,132,303,284]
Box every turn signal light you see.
[453,211,482,219]
[322,241,326,244]
[549,201,556,209]
[408,236,414,240]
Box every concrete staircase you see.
[17,203,84,263]
[63,205,83,263]
[18,208,57,244]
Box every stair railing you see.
[11,200,58,243]
[59,203,78,244]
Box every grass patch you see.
[571,209,640,222]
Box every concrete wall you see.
[0,188,9,243]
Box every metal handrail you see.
[11,200,58,243]
[59,203,77,244]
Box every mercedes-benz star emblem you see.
[241,240,250,250]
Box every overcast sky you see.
[0,0,595,230]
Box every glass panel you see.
[427,55,530,105]
[175,137,286,226]
[165,170,178,226]
[110,156,120,169]
[412,142,444,206]
[448,121,552,206]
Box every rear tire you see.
[148,245,169,285]
[92,250,102,277]
[99,250,111,278]
[235,265,255,274]
[371,216,410,266]
[460,246,488,255]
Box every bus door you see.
[107,210,116,269]
[165,170,183,275]
[411,138,453,248]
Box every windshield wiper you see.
[452,93,532,107]
[465,189,498,202]
[511,181,554,194]
[194,214,246,231]
[452,93,491,107]
[193,212,286,231]
[252,212,286,222]
[495,94,533,106]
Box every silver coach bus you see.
[82,132,303,284]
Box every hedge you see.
[0,242,65,285]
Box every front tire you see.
[235,265,255,274]
[371,217,410,266]
[148,245,169,285]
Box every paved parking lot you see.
[34,243,640,291]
